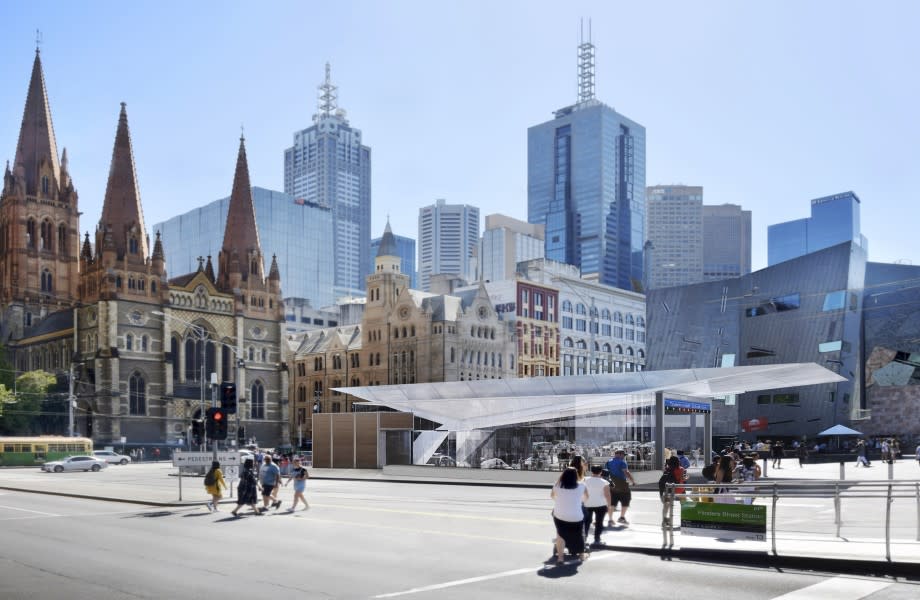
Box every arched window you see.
[250,258,259,275]
[615,345,623,354]
[576,340,587,350]
[450,347,455,363]
[129,237,139,254]
[126,333,134,351]
[58,224,67,254]
[171,337,180,381]
[603,343,612,353]
[601,309,611,320]
[564,337,574,348]
[637,316,645,328]
[41,176,50,195]
[625,314,635,325]
[626,347,635,356]
[562,300,573,312]
[129,372,146,415]
[638,349,645,359]
[151,280,157,293]
[248,347,255,361]
[26,218,36,248]
[141,335,149,352]
[41,269,53,293]
[576,303,587,315]
[613,312,623,323]
[261,348,267,362]
[40,219,52,250]
[250,380,265,419]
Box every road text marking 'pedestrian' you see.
[770,577,891,600]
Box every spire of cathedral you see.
[12,49,61,199]
[218,135,263,289]
[97,103,148,261]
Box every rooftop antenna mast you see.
[577,18,595,104]
[317,62,338,118]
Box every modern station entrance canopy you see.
[336,363,846,432]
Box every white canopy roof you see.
[335,363,845,431]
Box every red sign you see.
[741,417,768,432]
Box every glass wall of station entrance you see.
[424,393,712,472]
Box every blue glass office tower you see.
[154,187,335,308]
[284,64,371,295]
[527,40,646,292]
[370,232,417,289]
[768,191,868,266]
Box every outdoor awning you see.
[336,363,845,431]
[818,424,864,436]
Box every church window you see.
[141,335,149,352]
[41,176,49,195]
[129,372,146,415]
[129,237,138,254]
[151,280,157,293]
[250,381,265,419]
[26,219,36,249]
[116,276,122,288]
[57,224,66,254]
[260,348,267,362]
[41,269,53,293]
[126,333,134,351]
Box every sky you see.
[2,1,918,272]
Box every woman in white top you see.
[583,465,612,546]
[551,467,589,564]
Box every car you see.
[42,456,109,473]
[480,458,513,470]
[93,450,132,465]
[426,454,458,467]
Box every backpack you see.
[204,468,216,486]
[658,468,677,498]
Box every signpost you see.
[680,500,767,542]
[173,451,241,501]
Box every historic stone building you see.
[1,50,287,449]
[290,223,515,441]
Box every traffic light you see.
[220,382,237,414]
[237,425,245,444]
[192,419,203,446]
[206,407,228,440]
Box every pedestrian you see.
[881,439,891,464]
[139,448,145,462]
[771,441,784,469]
[583,465,611,547]
[259,455,283,510]
[551,467,589,565]
[204,460,227,512]
[733,455,760,505]
[855,439,871,467]
[231,458,262,517]
[284,457,311,511]
[153,447,160,462]
[796,443,808,468]
[605,448,636,526]
[713,454,737,504]
[677,450,691,470]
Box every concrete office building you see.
[154,187,335,309]
[768,191,867,266]
[703,203,751,281]
[527,35,646,291]
[478,214,544,283]
[284,63,371,295]
[418,199,480,291]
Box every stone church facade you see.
[1,50,287,449]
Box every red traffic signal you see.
[205,407,228,440]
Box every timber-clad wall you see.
[313,412,414,469]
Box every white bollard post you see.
[839,460,845,480]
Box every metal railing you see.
[661,480,920,561]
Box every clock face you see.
[478,306,488,320]
[128,309,144,325]
[398,306,410,320]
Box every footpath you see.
[1,457,918,576]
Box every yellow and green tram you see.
[0,436,94,466]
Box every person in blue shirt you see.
[677,450,691,470]
[259,455,283,510]
[604,449,637,526]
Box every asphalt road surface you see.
[0,479,916,599]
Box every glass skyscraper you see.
[527,38,646,292]
[153,187,335,308]
[370,232,417,289]
[767,191,868,266]
[284,64,371,294]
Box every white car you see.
[42,456,109,473]
[93,450,132,465]
[480,458,513,470]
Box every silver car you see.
[93,450,132,465]
[42,455,109,473]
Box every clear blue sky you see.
[2,1,918,271]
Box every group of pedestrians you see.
[549,449,637,565]
[202,455,311,516]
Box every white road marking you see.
[770,577,891,599]
[373,553,618,598]
[0,503,60,516]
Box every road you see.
[0,472,916,599]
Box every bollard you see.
[762,457,768,478]
[888,461,894,480]
[839,460,845,480]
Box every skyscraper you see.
[284,63,371,295]
[478,214,544,283]
[418,199,480,291]
[370,230,417,289]
[702,203,751,281]
[646,185,703,290]
[527,33,646,292]
[768,191,867,266]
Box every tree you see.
[0,370,56,435]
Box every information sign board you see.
[680,500,767,541]
[172,451,241,468]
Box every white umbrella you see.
[817,424,863,436]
